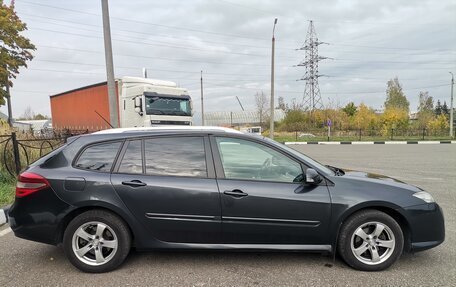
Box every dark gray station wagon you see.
[3,127,444,273]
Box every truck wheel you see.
[63,210,131,273]
[338,209,404,271]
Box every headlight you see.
[413,191,435,203]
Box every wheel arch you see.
[332,202,412,253]
[55,202,138,246]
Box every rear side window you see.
[75,141,122,172]
[144,137,207,177]
[118,140,143,174]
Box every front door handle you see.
[224,189,248,198]
[122,180,147,187]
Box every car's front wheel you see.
[63,210,131,273]
[338,209,404,271]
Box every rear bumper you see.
[8,189,71,245]
[404,203,445,252]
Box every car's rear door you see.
[111,135,222,243]
[211,136,331,245]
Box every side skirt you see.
[148,243,332,252]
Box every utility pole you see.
[101,0,118,128]
[450,72,454,139]
[269,18,278,139]
[200,70,205,126]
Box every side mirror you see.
[133,97,144,116]
[306,168,322,184]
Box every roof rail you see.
[92,126,243,135]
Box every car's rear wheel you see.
[338,209,404,271]
[63,210,131,273]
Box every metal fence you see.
[275,128,454,142]
[0,130,88,176]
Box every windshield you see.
[262,137,334,176]
[145,95,191,116]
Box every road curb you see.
[284,140,456,145]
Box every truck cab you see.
[120,77,192,127]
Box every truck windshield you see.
[145,95,191,116]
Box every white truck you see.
[50,76,193,131]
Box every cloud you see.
[1,0,454,118]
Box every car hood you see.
[341,169,422,192]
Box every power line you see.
[18,12,456,59]
[30,27,295,59]
[18,0,456,53]
[18,0,270,41]
[203,82,450,95]
[19,13,296,51]
[35,45,278,67]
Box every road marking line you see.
[418,141,441,144]
[385,141,407,144]
[0,227,12,237]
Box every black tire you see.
[338,209,404,271]
[63,210,131,273]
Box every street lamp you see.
[450,72,454,139]
[269,18,278,139]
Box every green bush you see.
[0,170,15,206]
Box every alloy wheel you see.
[72,221,118,266]
[350,221,396,265]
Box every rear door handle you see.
[122,180,147,187]
[224,189,248,198]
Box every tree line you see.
[255,77,452,135]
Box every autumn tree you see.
[385,77,409,112]
[381,107,409,135]
[416,91,434,129]
[427,114,449,134]
[0,1,36,105]
[354,103,379,131]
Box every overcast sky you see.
[1,0,455,120]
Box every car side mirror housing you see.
[306,168,322,184]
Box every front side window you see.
[216,137,303,183]
[118,140,143,174]
[145,95,191,116]
[144,137,207,177]
[75,141,122,172]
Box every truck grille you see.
[150,120,191,125]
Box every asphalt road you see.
[0,144,455,286]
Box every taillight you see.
[16,172,50,198]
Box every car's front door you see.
[211,136,331,245]
[111,135,221,243]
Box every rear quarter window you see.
[75,141,122,172]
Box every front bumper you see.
[404,203,445,252]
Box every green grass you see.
[0,171,15,206]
